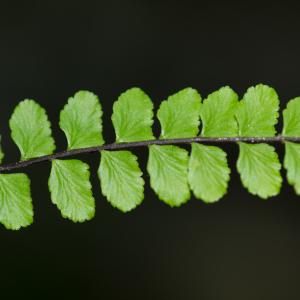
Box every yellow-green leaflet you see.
[147,145,190,207]
[236,84,279,137]
[0,84,299,230]
[236,84,281,198]
[283,98,300,194]
[147,88,201,206]
[0,136,4,163]
[112,87,154,142]
[60,91,104,149]
[9,99,55,160]
[200,86,238,137]
[188,86,237,203]
[282,97,300,137]
[284,142,300,195]
[188,144,230,203]
[158,87,201,138]
[0,173,33,230]
[99,151,144,212]
[48,159,95,222]
[100,87,153,211]
[237,143,282,198]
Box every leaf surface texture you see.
[0,173,33,230]
[10,100,55,160]
[188,143,230,203]
[99,150,144,212]
[49,159,95,222]
[147,145,190,206]
[60,91,104,149]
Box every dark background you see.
[0,1,300,299]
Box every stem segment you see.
[0,135,297,173]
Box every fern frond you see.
[0,84,300,230]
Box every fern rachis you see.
[0,84,299,230]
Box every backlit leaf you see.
[99,150,144,212]
[200,86,239,137]
[236,84,279,136]
[60,90,104,149]
[10,100,55,160]
[0,173,33,230]
[48,159,95,222]
[237,143,282,198]
[188,143,230,203]
[112,87,154,142]
[157,88,201,138]
[284,142,300,194]
[0,136,3,164]
[282,97,300,136]
[147,145,190,206]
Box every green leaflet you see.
[284,142,300,194]
[0,173,33,230]
[158,88,201,138]
[235,85,281,198]
[151,88,199,206]
[60,91,104,149]
[236,84,279,136]
[188,143,230,203]
[0,136,3,163]
[189,87,236,203]
[200,86,239,137]
[98,151,144,212]
[282,97,300,136]
[282,98,300,193]
[108,88,150,212]
[147,145,190,207]
[9,99,55,160]
[2,84,300,231]
[48,159,95,222]
[237,143,282,199]
[108,88,151,210]
[112,87,154,142]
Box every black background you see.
[1,1,300,299]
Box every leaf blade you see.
[9,100,55,160]
[48,159,95,222]
[237,143,282,198]
[200,86,238,137]
[98,150,144,212]
[0,135,4,164]
[235,84,279,136]
[282,97,300,136]
[188,143,230,203]
[0,173,33,230]
[147,145,190,206]
[112,87,154,142]
[284,142,300,194]
[157,88,201,138]
[60,90,104,149]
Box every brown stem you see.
[0,135,297,173]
